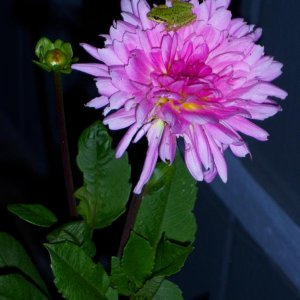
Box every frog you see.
[147,0,197,31]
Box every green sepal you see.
[7,204,57,227]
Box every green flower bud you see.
[33,37,78,74]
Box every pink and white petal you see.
[136,100,153,124]
[133,123,152,143]
[226,116,269,141]
[204,123,242,145]
[205,131,228,182]
[110,66,139,92]
[109,20,136,42]
[80,43,102,61]
[159,125,177,163]
[109,91,133,110]
[194,125,212,170]
[96,78,119,97]
[125,50,152,84]
[209,8,232,31]
[138,0,153,30]
[216,0,231,9]
[230,143,250,157]
[116,123,141,158]
[230,100,281,120]
[187,43,209,64]
[97,47,123,66]
[103,108,136,130]
[121,0,133,14]
[240,83,288,101]
[113,40,130,64]
[121,12,141,27]
[183,131,204,181]
[85,96,109,109]
[72,63,109,77]
[204,165,218,183]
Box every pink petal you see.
[72,63,109,77]
[85,96,109,109]
[205,131,228,182]
[116,123,141,158]
[184,129,204,181]
[110,66,139,92]
[194,125,212,170]
[125,50,152,84]
[226,116,269,141]
[230,143,250,157]
[80,43,101,60]
[209,8,232,31]
[205,123,242,145]
[97,47,123,65]
[103,109,136,130]
[159,125,177,163]
[133,120,164,194]
[109,91,133,110]
[96,78,118,97]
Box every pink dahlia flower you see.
[73,0,287,194]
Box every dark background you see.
[1,0,300,299]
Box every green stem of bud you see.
[53,72,77,217]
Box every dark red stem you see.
[53,72,77,217]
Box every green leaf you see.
[0,232,48,295]
[134,276,164,299]
[110,257,133,296]
[153,280,183,300]
[0,274,48,300]
[134,154,197,247]
[47,221,96,257]
[153,239,193,277]
[122,232,155,288]
[75,121,131,229]
[7,204,57,227]
[45,242,110,300]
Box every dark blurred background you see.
[0,0,299,299]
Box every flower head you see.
[73,0,287,193]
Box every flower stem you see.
[53,72,77,217]
[117,193,143,257]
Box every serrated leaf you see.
[0,232,48,295]
[47,221,96,257]
[75,121,131,229]
[134,154,197,247]
[7,204,57,227]
[110,257,133,296]
[153,280,183,300]
[45,242,109,300]
[0,274,48,300]
[134,276,164,299]
[153,239,193,277]
[122,232,155,288]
